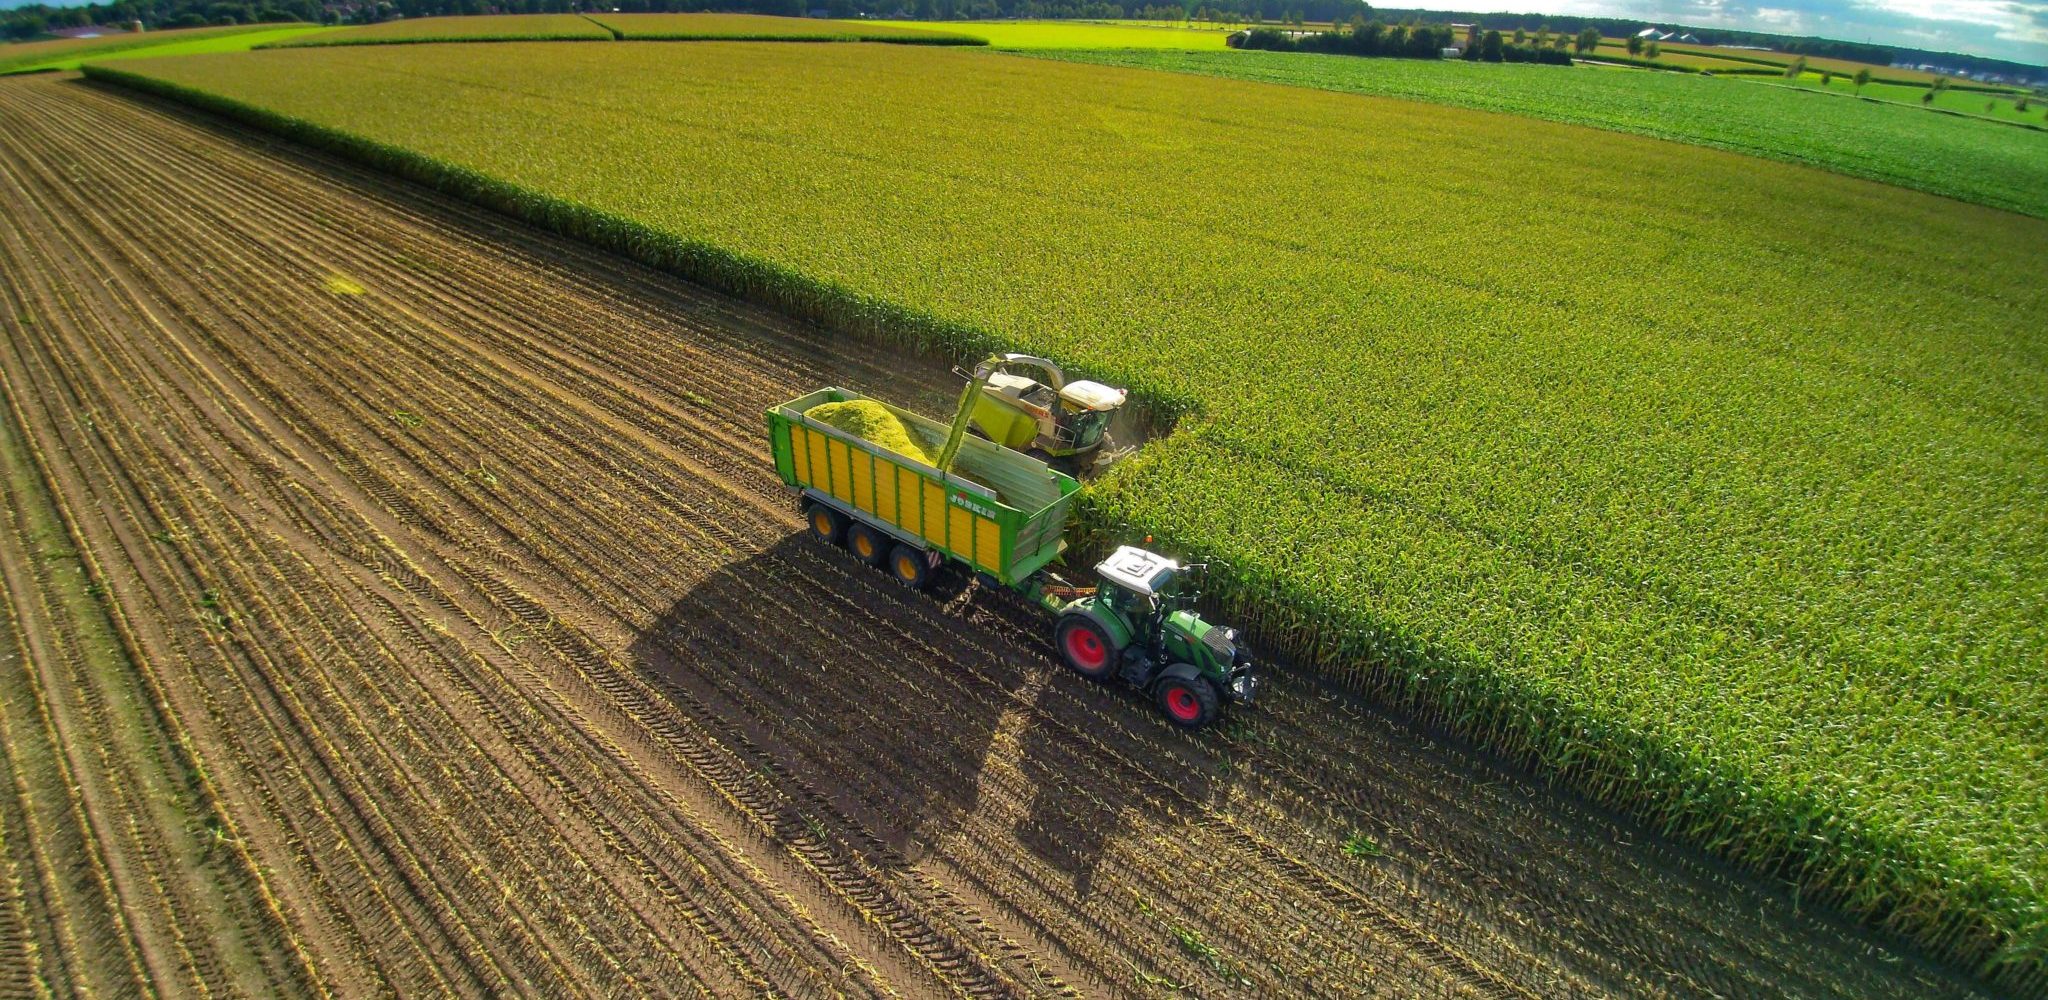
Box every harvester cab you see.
[950,354,1127,476]
[1050,545,1258,729]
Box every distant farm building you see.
[1633,26,1701,43]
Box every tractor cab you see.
[1051,545,1258,728]
[953,354,1126,475]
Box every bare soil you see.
[0,73,1996,998]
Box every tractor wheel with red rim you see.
[806,503,847,546]
[846,522,890,567]
[1054,615,1116,681]
[1155,674,1218,729]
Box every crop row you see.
[88,42,2048,990]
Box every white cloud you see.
[1519,0,2048,63]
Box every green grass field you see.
[1756,72,2048,125]
[1584,42,1764,72]
[862,19,1231,49]
[45,25,331,67]
[1593,38,1966,84]
[1037,49,2048,218]
[0,24,309,74]
[593,13,978,43]
[266,14,614,46]
[91,42,2048,987]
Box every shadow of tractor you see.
[626,531,1218,900]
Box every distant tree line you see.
[4,0,319,39]
[1229,20,1449,59]
[1368,7,2044,81]
[1458,23,1573,63]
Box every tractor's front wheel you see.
[1054,615,1117,681]
[1155,674,1219,729]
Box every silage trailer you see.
[766,377,1258,728]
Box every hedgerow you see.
[88,42,2048,989]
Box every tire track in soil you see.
[0,72,2000,999]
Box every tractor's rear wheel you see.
[807,503,847,546]
[1054,616,1116,681]
[888,544,934,590]
[846,522,890,567]
[1155,674,1219,729]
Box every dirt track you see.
[0,73,1996,998]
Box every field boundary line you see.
[580,14,625,41]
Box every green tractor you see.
[1044,545,1257,728]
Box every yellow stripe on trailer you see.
[850,447,874,512]
[949,503,972,563]
[807,426,829,495]
[975,514,1001,570]
[791,423,812,482]
[874,456,898,526]
[826,438,852,504]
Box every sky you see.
[1512,0,2048,64]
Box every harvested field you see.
[0,73,1996,997]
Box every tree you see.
[1820,70,1832,87]
[1784,55,1806,79]
[2017,95,2031,113]
[1646,40,1659,59]
[1511,27,1523,44]
[1625,33,1642,56]
[1575,27,1599,55]
[1481,28,1502,61]
[1853,67,1871,92]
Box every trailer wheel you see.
[888,544,933,590]
[807,504,847,546]
[1155,674,1218,729]
[846,522,890,567]
[1054,616,1116,681]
